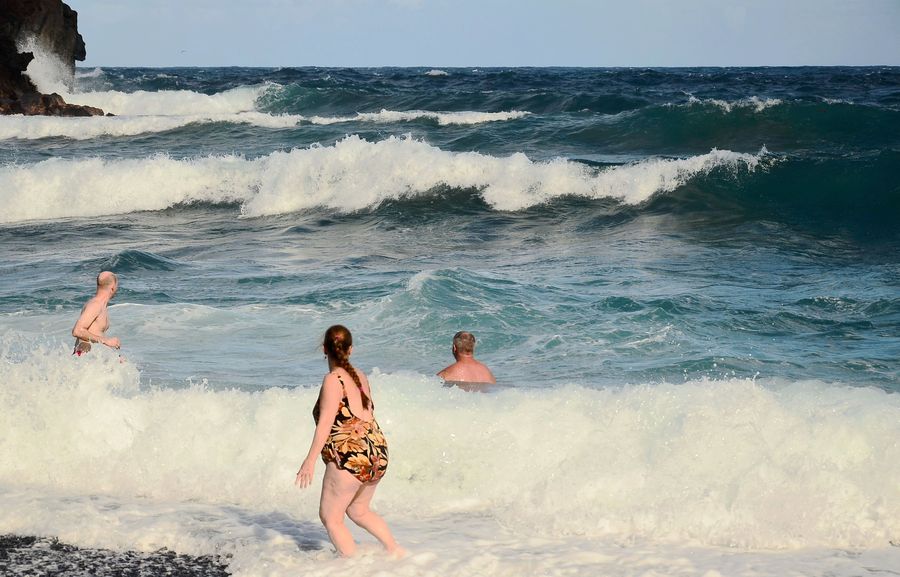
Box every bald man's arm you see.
[71,300,118,348]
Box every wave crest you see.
[0,111,303,140]
[66,85,269,117]
[0,154,256,223]
[306,109,529,126]
[681,95,784,113]
[0,136,765,223]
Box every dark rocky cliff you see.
[0,0,105,115]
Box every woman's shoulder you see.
[324,367,363,384]
[331,364,365,377]
[327,367,349,379]
[321,370,343,389]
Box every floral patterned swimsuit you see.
[313,375,389,483]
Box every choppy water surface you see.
[1,63,899,576]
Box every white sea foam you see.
[0,136,766,223]
[75,67,105,79]
[66,85,269,117]
[425,69,449,76]
[0,341,899,576]
[682,95,783,113]
[0,154,258,223]
[0,107,526,140]
[0,111,302,140]
[1,341,898,547]
[0,80,526,138]
[297,137,766,213]
[307,109,529,126]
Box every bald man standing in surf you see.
[72,271,121,356]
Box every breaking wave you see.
[0,136,765,223]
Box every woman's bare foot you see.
[387,545,408,559]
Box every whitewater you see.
[1,52,899,576]
[0,137,767,223]
[3,343,899,576]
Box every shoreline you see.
[0,534,230,577]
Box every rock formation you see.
[0,0,106,116]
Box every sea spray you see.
[19,37,74,95]
[2,343,898,549]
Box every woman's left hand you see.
[295,457,315,488]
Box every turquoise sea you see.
[1,63,899,576]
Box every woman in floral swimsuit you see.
[296,325,401,557]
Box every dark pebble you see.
[0,534,230,576]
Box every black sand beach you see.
[0,534,229,576]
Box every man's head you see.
[97,271,118,297]
[452,331,476,357]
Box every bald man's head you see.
[97,271,118,295]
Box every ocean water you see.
[1,54,899,576]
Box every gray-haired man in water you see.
[437,331,496,388]
[72,271,121,356]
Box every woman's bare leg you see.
[346,480,402,555]
[319,462,362,556]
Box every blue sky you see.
[73,0,900,67]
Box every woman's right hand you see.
[295,457,315,488]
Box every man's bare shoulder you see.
[75,296,103,320]
[474,361,496,383]
[437,362,462,380]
